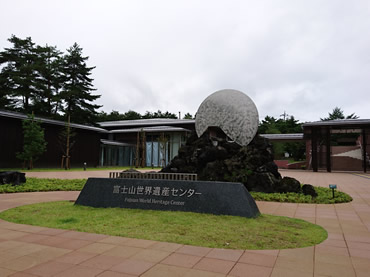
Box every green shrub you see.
[250,185,352,204]
[0,178,352,205]
[0,178,86,193]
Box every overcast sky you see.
[1,0,370,122]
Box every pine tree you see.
[0,71,15,109]
[321,107,359,121]
[16,114,47,169]
[60,43,101,124]
[33,44,64,116]
[0,35,38,113]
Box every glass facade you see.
[100,145,133,166]
[100,132,187,167]
[144,133,186,167]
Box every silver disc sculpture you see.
[195,89,259,146]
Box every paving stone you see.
[24,260,74,276]
[55,251,97,265]
[205,248,243,262]
[238,251,277,267]
[0,267,16,276]
[130,249,171,263]
[161,253,202,268]
[97,271,136,277]
[110,259,155,275]
[229,262,272,277]
[78,242,117,254]
[102,246,142,259]
[80,254,126,270]
[53,265,104,277]
[193,258,235,274]
[141,264,189,277]
[175,245,212,257]
[148,242,182,252]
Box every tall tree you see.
[0,70,15,109]
[259,115,302,134]
[276,116,302,133]
[0,35,38,113]
[60,43,101,124]
[321,107,359,121]
[16,114,47,169]
[33,44,64,116]
[258,116,279,134]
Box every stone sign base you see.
[75,178,260,218]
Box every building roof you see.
[100,139,133,147]
[260,133,304,141]
[0,109,108,133]
[109,126,191,134]
[303,119,370,128]
[99,118,195,128]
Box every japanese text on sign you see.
[113,185,201,198]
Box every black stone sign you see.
[75,178,260,218]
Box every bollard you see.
[83,162,87,171]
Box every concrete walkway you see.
[0,170,369,276]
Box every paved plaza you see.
[0,170,369,276]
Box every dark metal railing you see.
[109,172,197,181]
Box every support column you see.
[100,146,104,166]
[311,127,318,172]
[326,127,331,172]
[363,129,367,173]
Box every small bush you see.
[0,178,352,205]
[0,178,86,193]
[250,185,352,204]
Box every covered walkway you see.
[303,119,370,173]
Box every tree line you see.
[96,110,194,121]
[0,35,196,124]
[0,35,101,124]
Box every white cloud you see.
[1,0,370,122]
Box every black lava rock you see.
[277,177,302,193]
[161,130,302,193]
[0,171,26,186]
[302,184,318,197]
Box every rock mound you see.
[161,130,301,193]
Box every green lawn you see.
[0,201,328,250]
